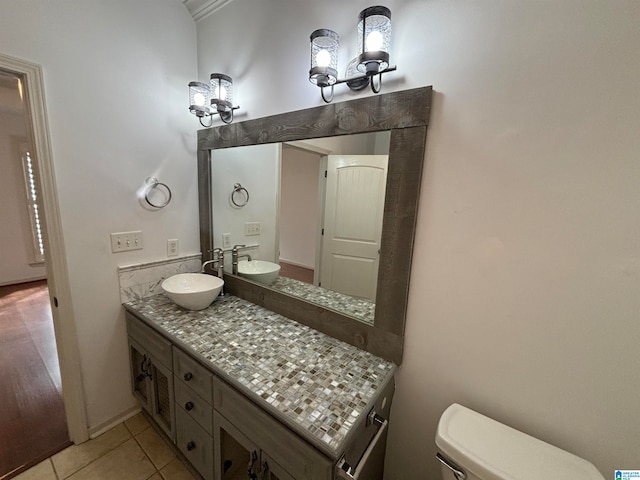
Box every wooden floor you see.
[279,260,314,284]
[0,280,71,480]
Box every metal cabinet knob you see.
[186,441,196,451]
[185,401,194,411]
[183,372,193,381]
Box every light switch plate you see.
[244,222,261,236]
[110,231,143,253]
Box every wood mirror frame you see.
[197,86,432,364]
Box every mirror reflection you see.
[210,131,391,325]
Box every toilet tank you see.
[435,404,604,480]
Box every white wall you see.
[280,146,321,268]
[0,1,199,431]
[197,0,640,477]
[211,144,280,263]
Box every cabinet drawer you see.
[126,312,172,369]
[176,406,214,480]
[173,347,213,403]
[214,378,333,480]
[175,377,213,435]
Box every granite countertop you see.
[124,293,395,458]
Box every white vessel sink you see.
[161,273,224,310]
[237,260,281,285]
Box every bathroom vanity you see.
[124,294,395,480]
[123,86,432,479]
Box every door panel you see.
[321,155,388,301]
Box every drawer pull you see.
[183,372,193,381]
[185,401,194,411]
[186,441,196,451]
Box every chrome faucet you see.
[202,248,225,278]
[231,244,252,274]
[202,248,225,295]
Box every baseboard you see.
[278,258,313,269]
[88,404,142,439]
[0,276,47,287]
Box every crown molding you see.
[182,0,235,22]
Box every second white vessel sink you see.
[237,260,281,285]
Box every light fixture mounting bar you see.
[335,64,396,87]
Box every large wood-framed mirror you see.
[198,86,432,364]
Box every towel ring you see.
[231,183,249,207]
[145,177,172,208]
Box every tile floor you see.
[13,413,197,480]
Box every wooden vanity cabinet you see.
[126,313,175,441]
[126,309,391,480]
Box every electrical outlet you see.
[110,231,143,253]
[244,222,261,236]
[167,239,178,257]
[222,233,231,248]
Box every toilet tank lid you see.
[435,404,604,480]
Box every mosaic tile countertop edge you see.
[123,293,396,458]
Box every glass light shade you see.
[357,6,391,74]
[188,81,211,117]
[309,29,339,87]
[210,73,233,113]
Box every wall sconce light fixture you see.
[309,5,396,103]
[188,73,239,127]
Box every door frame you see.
[0,52,88,443]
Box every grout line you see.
[54,426,133,479]
[50,458,60,480]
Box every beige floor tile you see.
[12,459,57,480]
[65,438,155,480]
[147,474,163,480]
[125,412,151,436]
[52,423,131,478]
[159,458,197,480]
[135,426,176,469]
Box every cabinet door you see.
[128,337,152,413]
[259,453,295,480]
[149,356,176,442]
[214,379,333,480]
[214,411,262,480]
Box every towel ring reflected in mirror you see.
[144,177,172,208]
[231,183,249,207]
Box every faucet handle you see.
[232,244,246,252]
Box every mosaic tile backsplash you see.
[124,293,395,456]
[270,276,376,325]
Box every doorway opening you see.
[0,281,71,479]
[0,68,70,480]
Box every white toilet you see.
[435,403,605,480]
